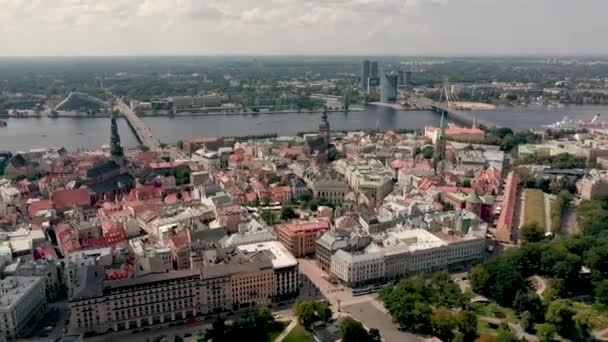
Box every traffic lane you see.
[343,302,420,342]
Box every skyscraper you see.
[110,115,124,158]
[370,61,379,79]
[361,60,370,88]
[380,73,398,103]
[404,71,413,86]
[398,70,406,86]
[398,70,413,86]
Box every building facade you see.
[276,220,331,257]
[0,277,47,341]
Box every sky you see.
[0,0,606,56]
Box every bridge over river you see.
[114,98,161,150]
[431,103,497,129]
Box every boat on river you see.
[543,114,605,129]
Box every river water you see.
[1,105,608,152]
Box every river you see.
[1,105,608,152]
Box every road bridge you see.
[114,98,161,150]
[432,78,497,129]
[431,103,497,129]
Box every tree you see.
[368,328,381,342]
[455,310,478,341]
[295,300,332,329]
[281,206,297,220]
[300,190,313,203]
[520,222,545,243]
[174,165,191,186]
[470,265,491,295]
[595,280,608,306]
[520,311,534,332]
[513,291,544,322]
[269,174,281,184]
[341,317,372,342]
[486,258,527,306]
[545,299,575,336]
[261,211,279,225]
[421,146,434,159]
[496,324,518,342]
[431,308,456,341]
[536,323,557,342]
[176,140,184,150]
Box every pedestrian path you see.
[276,319,297,342]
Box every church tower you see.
[432,111,447,172]
[110,115,124,158]
[319,107,331,143]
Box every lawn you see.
[267,321,289,342]
[471,302,518,323]
[283,324,312,342]
[524,189,546,228]
[477,320,499,334]
[572,301,608,330]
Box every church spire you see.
[319,106,331,143]
[432,110,447,172]
[110,114,124,158]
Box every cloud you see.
[0,0,606,55]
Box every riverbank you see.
[451,101,496,110]
[0,107,365,119]
[368,102,431,110]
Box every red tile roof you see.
[169,230,190,250]
[277,220,331,235]
[28,199,54,217]
[52,188,91,211]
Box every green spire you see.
[110,115,124,158]
[439,110,446,139]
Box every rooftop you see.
[237,241,298,269]
[0,276,44,310]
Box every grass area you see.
[572,301,608,330]
[477,320,499,334]
[283,324,312,342]
[524,189,546,228]
[267,321,289,342]
[471,302,518,323]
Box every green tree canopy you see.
[294,300,332,329]
[520,222,545,243]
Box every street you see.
[298,258,421,342]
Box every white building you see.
[0,185,20,205]
[5,258,62,302]
[2,228,46,257]
[331,250,385,286]
[0,277,47,340]
[0,241,12,268]
[65,247,114,289]
[237,241,299,301]
[334,158,395,204]
[131,240,172,276]
[329,226,485,287]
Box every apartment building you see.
[237,241,299,302]
[496,171,519,243]
[0,277,47,341]
[334,158,394,204]
[276,219,331,257]
[68,249,275,334]
[329,226,485,287]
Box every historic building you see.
[303,108,331,166]
[86,117,135,203]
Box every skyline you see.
[0,0,606,57]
